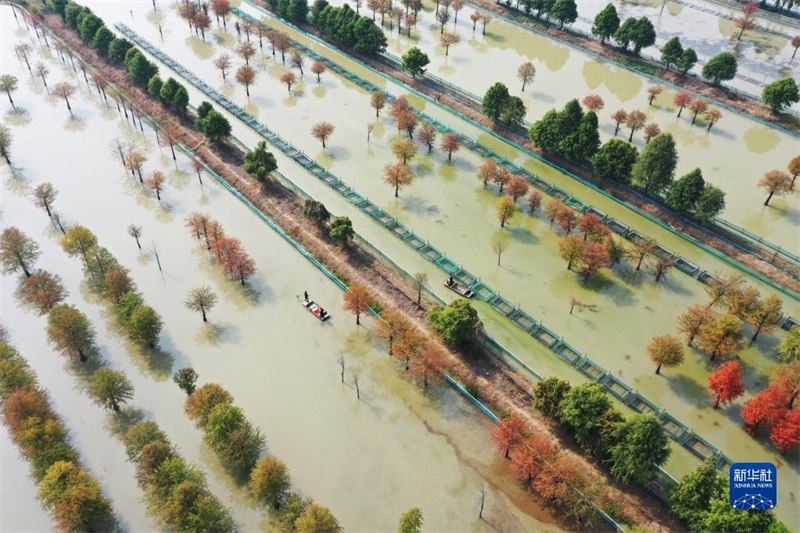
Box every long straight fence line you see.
[116,23,756,482]
[238,0,800,302]
[379,50,800,278]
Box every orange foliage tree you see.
[343,285,373,325]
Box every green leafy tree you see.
[198,111,231,143]
[482,82,510,121]
[17,417,76,482]
[666,168,705,213]
[128,305,162,348]
[591,3,619,43]
[244,141,278,181]
[550,0,577,25]
[64,3,85,28]
[352,17,388,56]
[676,48,698,75]
[532,377,571,418]
[249,457,291,509]
[631,133,677,195]
[173,367,199,395]
[401,47,429,78]
[700,488,781,532]
[558,383,612,451]
[778,328,800,362]
[205,403,264,472]
[528,109,562,152]
[38,461,113,532]
[92,26,115,55]
[47,304,96,362]
[108,38,133,64]
[427,299,480,347]
[613,17,637,50]
[329,216,354,248]
[278,493,311,532]
[147,75,163,98]
[762,77,799,112]
[89,368,134,412]
[695,185,726,222]
[288,0,309,21]
[561,110,600,161]
[669,458,726,526]
[295,503,342,533]
[660,36,683,69]
[126,51,158,87]
[171,86,189,114]
[185,384,234,428]
[159,77,179,106]
[124,421,169,462]
[78,14,103,43]
[500,96,527,128]
[303,199,331,228]
[593,138,638,184]
[702,52,737,84]
[630,17,655,53]
[398,507,423,533]
[607,414,670,483]
[196,101,213,122]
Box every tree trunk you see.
[356,312,360,325]
[4,90,14,109]
[655,364,661,374]
[112,402,120,412]
[135,236,141,250]
[614,122,620,135]
[713,395,721,408]
[636,254,644,270]
[201,308,207,322]
[677,106,684,117]
[628,128,635,141]
[78,348,87,362]
[764,191,774,206]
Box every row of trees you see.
[182,381,342,530]
[0,338,116,531]
[122,419,235,530]
[195,100,232,143]
[185,213,257,284]
[531,379,671,483]
[60,225,164,348]
[310,1,388,57]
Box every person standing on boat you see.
[304,290,309,302]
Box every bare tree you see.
[34,63,50,92]
[517,62,535,91]
[52,82,76,116]
[290,49,305,77]
[127,224,143,250]
[353,374,360,400]
[413,272,428,307]
[32,183,58,218]
[436,7,450,33]
[214,53,232,80]
[338,355,345,383]
[491,237,507,266]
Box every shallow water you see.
[0,425,53,532]
[325,0,800,250]
[574,0,800,97]
[71,1,800,525]
[0,10,559,530]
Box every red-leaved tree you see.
[707,360,745,409]
[741,385,791,435]
[491,413,529,459]
[770,408,799,452]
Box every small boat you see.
[302,297,331,321]
[444,277,474,298]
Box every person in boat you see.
[304,290,309,302]
[447,275,454,286]
[319,307,325,317]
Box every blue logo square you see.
[730,462,777,510]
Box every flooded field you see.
[52,0,800,525]
[327,0,800,250]
[3,0,799,529]
[574,0,800,99]
[0,11,559,531]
